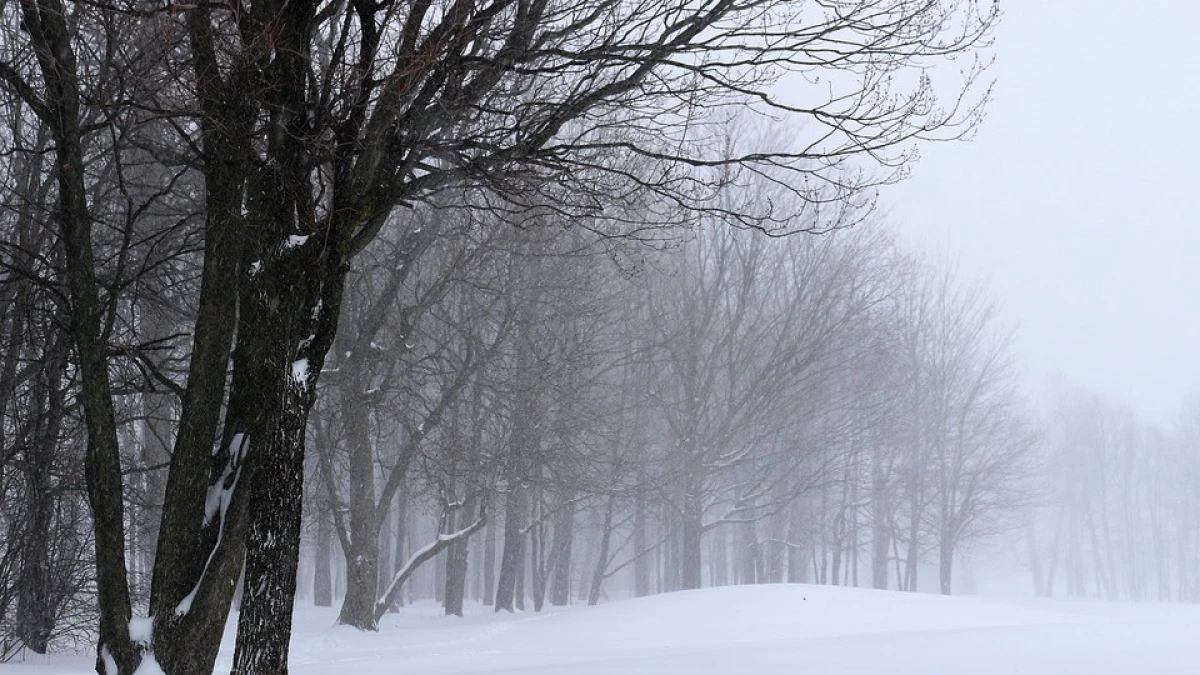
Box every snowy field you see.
[11,584,1200,674]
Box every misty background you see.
[892,1,1200,426]
[4,1,1200,672]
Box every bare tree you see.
[0,1,995,671]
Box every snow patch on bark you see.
[178,433,249,616]
[283,234,309,250]
[291,358,310,390]
[100,645,117,675]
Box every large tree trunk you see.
[548,498,576,607]
[444,496,477,617]
[711,527,728,587]
[231,386,312,674]
[336,370,381,630]
[494,488,527,612]
[939,541,954,596]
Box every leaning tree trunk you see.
[587,494,618,606]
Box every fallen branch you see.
[373,505,487,622]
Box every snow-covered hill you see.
[12,584,1200,674]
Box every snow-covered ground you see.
[11,584,1200,674]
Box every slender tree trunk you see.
[588,494,618,605]
[14,350,64,654]
[514,537,527,611]
[378,509,393,601]
[633,485,649,597]
[871,459,891,590]
[483,517,496,606]
[314,512,333,607]
[531,493,547,612]
[393,490,408,610]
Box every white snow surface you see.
[130,653,165,675]
[11,584,1200,674]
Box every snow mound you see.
[11,585,1200,674]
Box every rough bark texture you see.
[231,387,310,674]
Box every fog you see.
[890,0,1200,426]
[4,2,1200,674]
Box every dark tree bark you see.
[231,384,313,674]
[15,3,139,669]
[0,1,995,670]
[444,495,478,617]
[14,336,68,654]
[335,373,381,630]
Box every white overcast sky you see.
[884,1,1200,426]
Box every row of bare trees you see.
[0,0,998,672]
[1025,390,1200,603]
[288,192,1036,628]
